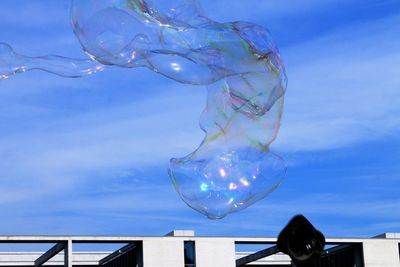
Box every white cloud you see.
[273,14,400,151]
[1,13,399,206]
[0,81,206,203]
[0,0,399,236]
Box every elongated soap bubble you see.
[0,42,104,79]
[0,0,287,219]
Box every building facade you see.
[0,231,399,267]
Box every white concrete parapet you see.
[0,232,398,266]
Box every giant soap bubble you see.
[0,0,287,219]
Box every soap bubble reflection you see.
[0,0,287,219]
[170,148,286,219]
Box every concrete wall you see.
[142,238,184,267]
[0,235,398,266]
[195,238,236,267]
[142,237,236,267]
[363,239,400,267]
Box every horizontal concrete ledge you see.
[0,236,373,244]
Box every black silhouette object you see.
[277,214,326,267]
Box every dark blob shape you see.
[277,215,326,267]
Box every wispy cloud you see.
[274,14,400,151]
[0,82,205,204]
[0,0,399,237]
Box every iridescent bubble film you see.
[0,0,287,219]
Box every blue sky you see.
[0,0,399,238]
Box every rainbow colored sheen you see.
[0,0,287,219]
